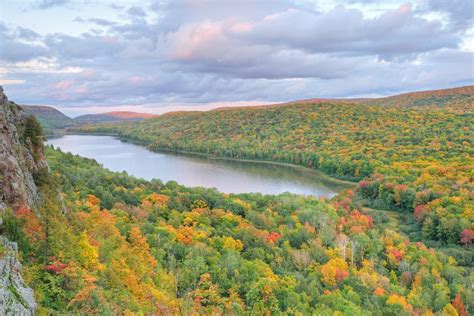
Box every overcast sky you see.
[1,0,473,116]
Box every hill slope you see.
[22,105,74,131]
[362,85,474,108]
[22,106,158,133]
[1,86,472,314]
[77,85,474,251]
[210,85,474,111]
[74,111,158,123]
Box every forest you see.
[2,0,472,312]
[77,86,474,257]
[1,146,472,315]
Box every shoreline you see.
[53,131,357,190]
[147,146,356,189]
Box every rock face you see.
[0,236,37,315]
[0,86,47,209]
[0,86,43,315]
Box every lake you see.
[47,135,349,197]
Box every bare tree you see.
[350,238,359,267]
[336,233,349,261]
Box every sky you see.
[0,0,473,116]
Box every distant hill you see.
[22,105,74,131]
[284,85,474,108]
[22,85,473,134]
[361,85,474,108]
[210,85,473,111]
[74,111,158,123]
[21,106,158,134]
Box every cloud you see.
[160,4,460,79]
[0,79,26,85]
[74,17,117,27]
[36,0,70,9]
[237,4,458,59]
[88,18,117,27]
[423,0,473,31]
[0,25,49,62]
[1,1,472,111]
[44,33,124,60]
[15,27,41,40]
[126,6,147,18]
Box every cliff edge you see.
[0,86,47,209]
[0,86,43,315]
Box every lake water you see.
[47,135,348,197]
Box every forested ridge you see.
[1,147,471,314]
[77,85,474,251]
[21,105,158,135]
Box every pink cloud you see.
[230,22,253,33]
[397,3,412,15]
[80,69,96,79]
[75,86,88,94]
[128,76,145,84]
[101,36,118,44]
[54,80,72,90]
[170,21,224,60]
[169,19,255,61]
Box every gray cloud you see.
[44,32,124,60]
[236,5,458,59]
[15,27,41,40]
[158,4,461,78]
[423,0,473,31]
[126,6,147,18]
[1,1,473,110]
[74,17,117,27]
[88,18,117,27]
[36,0,70,9]
[0,25,48,62]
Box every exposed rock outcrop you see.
[0,236,37,315]
[0,86,42,315]
[0,86,47,209]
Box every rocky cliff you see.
[0,86,43,315]
[0,86,47,209]
[0,235,37,315]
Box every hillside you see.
[77,85,474,254]
[74,111,158,123]
[22,105,74,131]
[39,146,474,314]
[0,86,472,314]
[0,87,43,314]
[22,106,158,134]
[211,85,474,111]
[362,85,474,108]
[291,85,474,108]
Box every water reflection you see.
[47,135,351,197]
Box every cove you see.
[47,135,350,197]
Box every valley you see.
[76,86,474,250]
[1,86,472,315]
[2,1,473,314]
